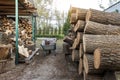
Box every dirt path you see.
[0,40,80,80]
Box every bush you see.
[36,34,64,39]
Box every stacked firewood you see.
[0,16,34,60]
[63,6,120,80]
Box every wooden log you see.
[0,46,10,60]
[86,9,107,24]
[71,32,82,49]
[78,58,83,75]
[63,42,72,55]
[72,50,79,61]
[63,36,74,46]
[86,9,120,25]
[18,45,29,58]
[76,8,87,20]
[83,34,120,53]
[70,13,77,24]
[79,43,84,58]
[83,54,104,74]
[73,20,85,32]
[107,12,120,25]
[86,74,103,80]
[69,6,78,14]
[94,48,120,70]
[84,21,120,35]
[77,32,83,43]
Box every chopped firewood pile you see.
[0,16,34,60]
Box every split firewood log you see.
[18,45,29,58]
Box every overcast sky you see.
[52,0,110,12]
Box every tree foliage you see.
[63,12,70,35]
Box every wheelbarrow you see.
[40,43,56,56]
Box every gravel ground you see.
[0,39,80,80]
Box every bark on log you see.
[72,50,79,61]
[86,9,107,24]
[77,32,83,43]
[103,71,116,80]
[70,13,77,24]
[70,38,78,49]
[0,46,10,60]
[83,34,120,53]
[107,12,120,25]
[83,54,104,74]
[69,6,78,14]
[76,8,87,20]
[79,43,84,58]
[86,9,120,25]
[63,42,72,55]
[73,20,85,32]
[94,48,120,70]
[86,74,103,80]
[63,36,74,46]
[71,32,82,49]
[84,21,120,35]
[78,58,83,75]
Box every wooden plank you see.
[25,48,40,64]
[0,12,33,16]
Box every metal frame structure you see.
[0,0,37,65]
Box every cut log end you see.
[94,48,101,69]
[83,35,86,53]
[79,43,83,58]
[83,54,89,74]
[79,58,83,75]
[86,9,91,22]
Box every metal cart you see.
[40,43,56,56]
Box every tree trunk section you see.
[72,50,79,61]
[63,42,72,55]
[69,6,78,14]
[79,43,84,58]
[76,8,87,20]
[74,20,85,32]
[83,34,120,53]
[71,32,82,49]
[70,13,77,24]
[84,21,120,35]
[86,9,107,24]
[63,36,74,46]
[79,58,83,75]
[94,48,120,70]
[86,9,120,25]
[83,54,104,74]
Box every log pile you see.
[0,16,35,60]
[63,6,120,80]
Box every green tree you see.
[63,12,70,35]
